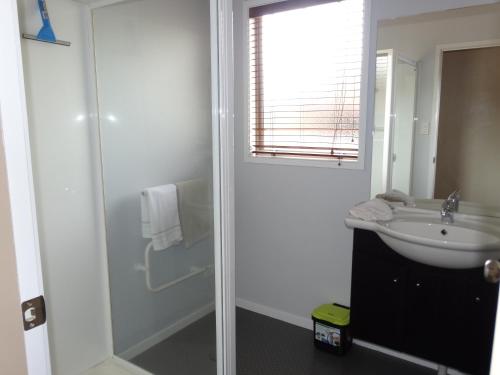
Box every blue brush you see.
[22,0,70,46]
[36,0,56,42]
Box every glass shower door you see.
[92,0,218,373]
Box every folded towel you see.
[141,184,183,251]
[349,199,393,221]
[376,189,416,207]
[176,178,212,248]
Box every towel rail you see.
[141,241,213,293]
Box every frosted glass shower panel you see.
[92,0,216,373]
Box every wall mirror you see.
[370,3,500,213]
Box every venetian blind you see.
[249,0,364,161]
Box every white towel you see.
[141,184,183,251]
[176,178,212,248]
[376,189,416,207]
[349,199,393,221]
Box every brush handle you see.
[37,0,51,25]
[36,0,56,42]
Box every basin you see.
[345,208,500,269]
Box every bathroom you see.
[1,0,500,374]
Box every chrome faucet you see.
[441,190,460,224]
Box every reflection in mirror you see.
[370,51,417,197]
[370,3,500,210]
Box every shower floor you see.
[131,311,217,375]
[130,308,435,375]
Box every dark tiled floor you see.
[131,308,435,375]
[131,312,217,374]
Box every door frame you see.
[0,0,52,373]
[427,39,500,199]
[213,0,236,373]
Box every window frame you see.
[242,0,371,169]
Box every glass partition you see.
[92,0,217,373]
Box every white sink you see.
[345,208,500,269]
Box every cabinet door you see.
[440,276,499,375]
[402,270,442,361]
[351,253,407,350]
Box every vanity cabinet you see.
[350,229,499,375]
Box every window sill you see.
[243,153,364,170]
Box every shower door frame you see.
[213,0,237,373]
[86,0,236,374]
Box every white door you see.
[0,0,52,373]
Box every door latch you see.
[21,296,46,331]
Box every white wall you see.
[378,3,500,197]
[18,0,111,373]
[92,0,214,354]
[234,0,499,327]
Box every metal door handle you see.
[484,260,500,284]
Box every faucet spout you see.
[441,190,460,224]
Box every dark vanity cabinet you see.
[350,229,499,375]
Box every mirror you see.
[370,3,500,212]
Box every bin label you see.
[315,322,341,347]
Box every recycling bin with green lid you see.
[312,303,352,355]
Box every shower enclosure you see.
[12,0,235,373]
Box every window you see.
[248,0,365,164]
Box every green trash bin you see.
[312,303,352,355]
